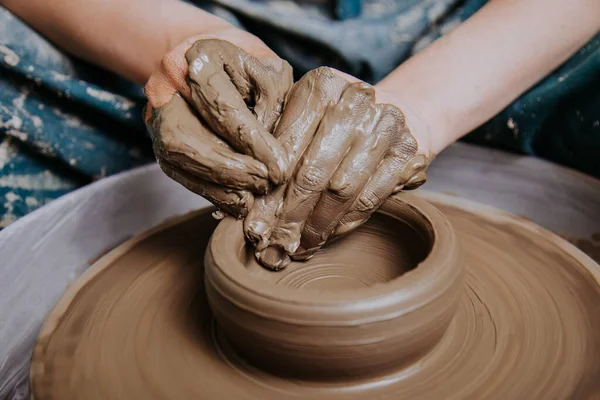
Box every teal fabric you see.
[206,0,464,82]
[428,0,600,176]
[0,1,598,226]
[0,7,153,226]
[467,38,600,176]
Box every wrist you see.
[138,1,233,83]
[374,83,437,158]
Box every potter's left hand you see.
[244,67,433,269]
[144,30,293,218]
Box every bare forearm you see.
[0,0,232,84]
[378,0,600,155]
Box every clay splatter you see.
[85,87,135,111]
[0,45,20,67]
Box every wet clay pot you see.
[205,194,463,380]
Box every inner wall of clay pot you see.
[241,211,434,291]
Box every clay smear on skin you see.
[148,39,293,218]
[150,40,428,268]
[241,67,427,269]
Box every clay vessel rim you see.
[207,193,462,309]
[419,191,600,282]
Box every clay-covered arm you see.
[377,0,600,155]
[0,0,232,84]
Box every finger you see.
[187,35,292,131]
[247,57,294,131]
[330,155,403,239]
[145,34,278,111]
[274,67,349,174]
[399,154,429,190]
[293,103,401,259]
[331,151,427,240]
[331,107,428,238]
[257,81,376,269]
[243,185,286,250]
[149,94,270,193]
[158,158,254,219]
[243,67,349,247]
[220,55,291,131]
[144,36,198,110]
[185,40,288,184]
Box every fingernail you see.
[212,210,226,220]
[257,246,290,270]
[404,171,427,190]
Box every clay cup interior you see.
[205,193,463,381]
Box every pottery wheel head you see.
[29,193,600,399]
[205,193,464,380]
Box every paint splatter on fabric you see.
[0,7,152,227]
[0,1,598,227]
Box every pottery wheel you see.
[30,198,600,399]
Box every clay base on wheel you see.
[30,198,600,399]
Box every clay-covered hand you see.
[244,67,432,269]
[144,29,293,218]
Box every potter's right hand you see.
[144,29,293,218]
[244,67,432,269]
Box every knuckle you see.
[144,77,157,98]
[378,104,404,131]
[373,106,405,142]
[355,191,381,212]
[158,53,174,72]
[295,165,328,192]
[236,125,257,146]
[381,104,405,124]
[308,67,338,88]
[157,54,184,83]
[394,135,419,157]
[387,136,418,160]
[329,178,359,200]
[281,61,294,82]
[214,166,232,183]
[144,74,165,107]
[310,66,334,80]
